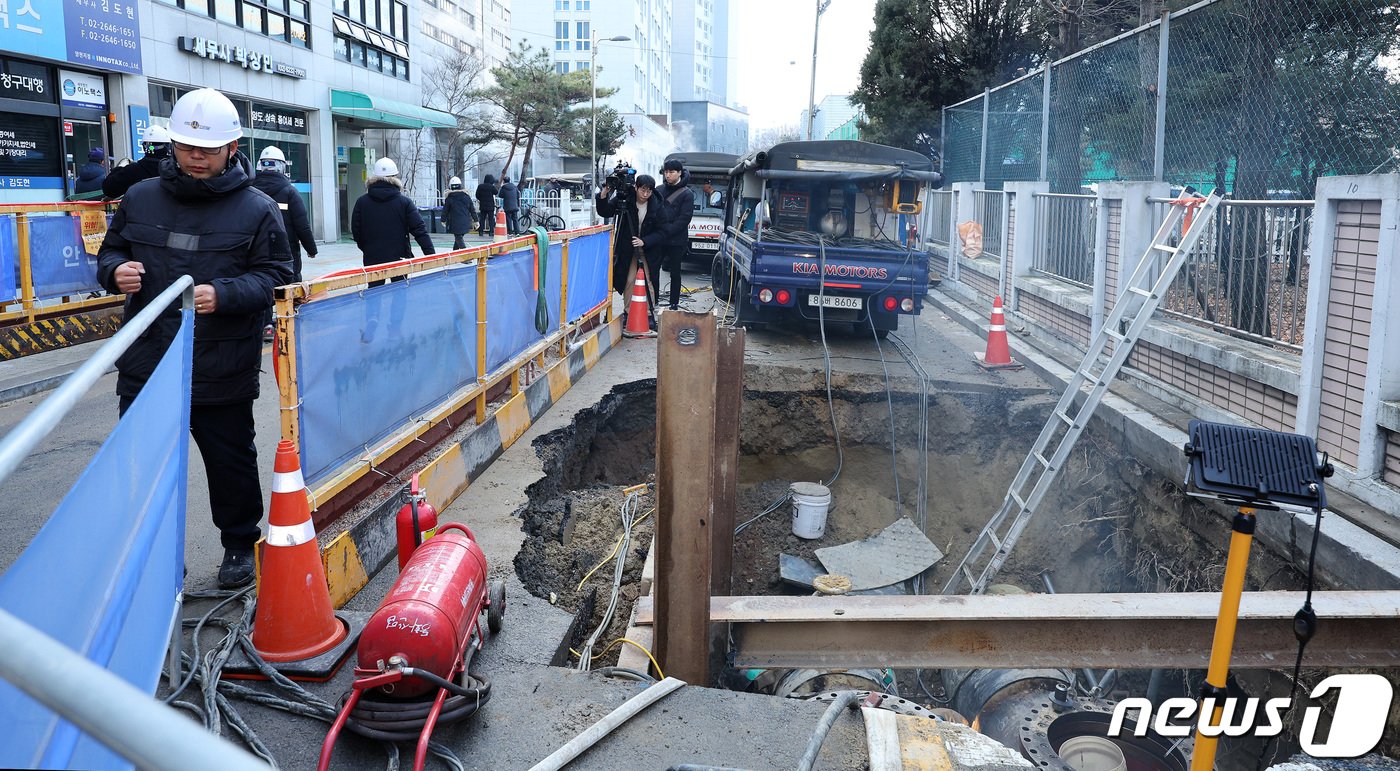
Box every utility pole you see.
[807,0,832,141]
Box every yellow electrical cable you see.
[574,507,656,591]
[569,637,665,680]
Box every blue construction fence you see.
[295,229,611,487]
[0,210,108,303]
[0,313,192,770]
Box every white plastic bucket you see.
[1057,736,1126,771]
[790,482,832,539]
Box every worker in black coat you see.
[443,176,476,249]
[74,147,108,196]
[656,159,695,309]
[499,176,521,234]
[475,175,498,237]
[351,157,436,287]
[103,125,172,199]
[596,174,668,318]
[251,145,317,281]
[94,88,294,590]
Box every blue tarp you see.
[296,230,608,487]
[28,214,103,300]
[0,215,18,303]
[0,313,192,771]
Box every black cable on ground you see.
[797,690,862,771]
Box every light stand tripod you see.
[1181,420,1332,771]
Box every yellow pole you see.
[275,290,301,448]
[559,236,571,357]
[1190,506,1256,771]
[475,254,488,425]
[16,213,35,323]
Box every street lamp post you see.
[807,0,832,141]
[591,34,631,224]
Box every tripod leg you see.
[1190,507,1256,771]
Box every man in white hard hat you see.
[350,156,435,286]
[442,176,476,249]
[103,124,171,199]
[251,145,318,282]
[95,87,294,589]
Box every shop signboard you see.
[0,112,64,190]
[176,36,306,79]
[0,0,142,74]
[128,104,149,159]
[250,103,308,135]
[58,69,105,109]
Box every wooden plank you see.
[632,591,1400,670]
[653,310,719,684]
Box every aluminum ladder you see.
[942,189,1224,595]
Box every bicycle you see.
[518,201,566,232]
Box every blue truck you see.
[710,140,942,338]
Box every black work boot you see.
[218,549,255,589]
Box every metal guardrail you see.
[928,190,953,246]
[971,190,1007,260]
[1032,192,1097,288]
[1149,197,1312,351]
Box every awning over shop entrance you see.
[329,89,456,129]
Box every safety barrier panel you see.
[0,202,117,322]
[0,277,236,769]
[275,226,613,510]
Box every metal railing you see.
[928,190,953,246]
[1032,193,1097,288]
[1150,197,1311,351]
[971,190,1007,260]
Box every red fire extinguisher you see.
[396,473,438,569]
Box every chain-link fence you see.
[944,0,1400,196]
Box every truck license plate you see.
[808,294,861,310]
[691,241,719,250]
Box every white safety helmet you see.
[448,176,462,189]
[373,157,400,177]
[259,145,286,163]
[142,124,171,144]
[167,88,243,148]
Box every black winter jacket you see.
[251,170,317,271]
[475,179,498,213]
[443,190,476,234]
[499,181,520,212]
[655,170,695,268]
[95,152,294,405]
[103,152,164,199]
[351,179,435,265]
[75,162,107,196]
[596,190,669,294]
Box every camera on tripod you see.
[604,161,637,201]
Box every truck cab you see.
[711,140,942,338]
[664,152,739,267]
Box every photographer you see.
[596,170,668,322]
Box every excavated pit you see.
[510,369,1376,768]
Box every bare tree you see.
[422,48,490,182]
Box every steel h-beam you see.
[635,591,1400,670]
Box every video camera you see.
[604,161,637,201]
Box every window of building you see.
[555,62,569,74]
[554,0,567,8]
[577,61,589,71]
[575,0,589,8]
[575,21,589,50]
[555,21,568,50]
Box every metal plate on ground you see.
[814,517,943,591]
[778,553,908,595]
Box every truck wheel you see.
[711,253,732,301]
[487,579,506,634]
[735,276,765,331]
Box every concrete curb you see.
[320,317,625,606]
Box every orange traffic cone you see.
[622,266,656,339]
[251,440,347,662]
[494,209,508,241]
[975,295,1022,370]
